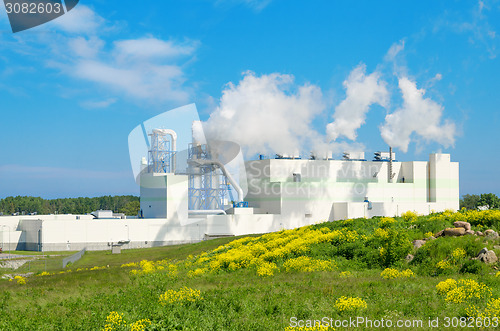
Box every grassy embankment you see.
[1,209,500,330]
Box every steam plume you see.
[326,65,389,142]
[380,77,456,152]
[204,71,325,157]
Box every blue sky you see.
[0,0,498,198]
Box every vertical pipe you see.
[389,146,393,183]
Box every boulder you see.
[413,240,426,249]
[478,248,488,255]
[427,236,436,241]
[476,248,498,264]
[476,231,484,236]
[405,254,414,263]
[484,229,499,240]
[454,221,471,231]
[435,230,444,238]
[465,230,476,236]
[443,227,466,237]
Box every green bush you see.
[379,229,412,267]
[459,259,485,275]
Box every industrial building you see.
[0,116,459,252]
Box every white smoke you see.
[203,71,326,157]
[380,76,456,152]
[326,64,389,141]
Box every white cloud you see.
[204,71,326,156]
[114,38,197,59]
[70,58,190,103]
[380,77,456,152]
[68,36,104,58]
[216,0,272,11]
[385,39,405,61]
[80,98,117,109]
[326,64,389,142]
[50,5,105,34]
[434,1,498,59]
[43,6,199,104]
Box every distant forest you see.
[0,195,140,216]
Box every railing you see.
[62,248,86,268]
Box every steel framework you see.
[148,131,175,173]
[188,144,227,210]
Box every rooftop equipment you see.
[343,151,366,161]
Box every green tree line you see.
[460,193,500,210]
[0,195,140,216]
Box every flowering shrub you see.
[129,259,177,277]
[436,278,491,304]
[339,271,351,278]
[484,298,500,319]
[374,228,390,239]
[129,319,151,331]
[436,260,452,270]
[427,209,500,229]
[283,256,335,273]
[191,225,357,275]
[10,275,26,285]
[102,311,125,331]
[451,248,466,260]
[90,266,107,271]
[101,312,151,331]
[424,232,434,238]
[37,271,53,277]
[401,211,418,222]
[445,280,491,303]
[334,296,367,312]
[256,261,278,276]
[187,268,208,278]
[159,287,202,305]
[377,229,412,267]
[121,262,139,268]
[436,279,457,295]
[380,268,414,279]
[379,217,397,228]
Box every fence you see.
[62,248,86,268]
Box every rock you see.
[435,230,444,238]
[405,254,414,262]
[413,240,426,249]
[443,227,466,236]
[478,248,488,256]
[477,249,498,264]
[427,236,436,241]
[465,230,476,235]
[454,221,471,231]
[494,245,500,250]
[476,231,484,236]
[484,229,499,240]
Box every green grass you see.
[0,251,76,276]
[71,235,257,269]
[0,211,499,330]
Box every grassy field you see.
[1,209,500,330]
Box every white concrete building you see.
[0,126,459,251]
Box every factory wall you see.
[245,154,458,221]
[140,173,189,219]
